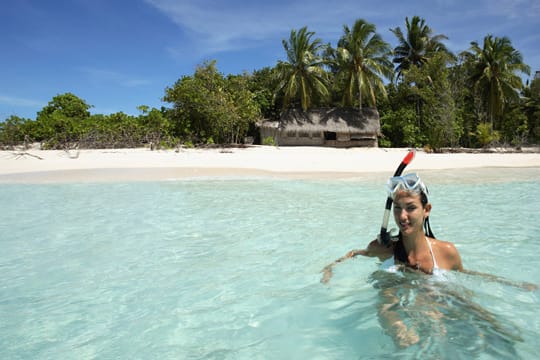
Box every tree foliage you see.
[391,16,454,79]
[380,106,419,147]
[522,77,540,143]
[402,53,462,149]
[462,35,530,130]
[80,112,143,149]
[0,92,174,149]
[275,27,330,111]
[32,93,92,148]
[163,61,260,144]
[0,115,32,147]
[1,17,538,149]
[248,67,282,120]
[332,19,393,110]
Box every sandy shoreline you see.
[1,146,539,183]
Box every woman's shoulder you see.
[431,238,463,270]
[429,237,451,247]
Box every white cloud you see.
[483,0,540,18]
[144,0,539,72]
[0,95,44,108]
[144,0,367,54]
[78,67,151,88]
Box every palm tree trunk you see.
[358,73,363,111]
[489,93,494,134]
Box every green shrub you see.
[377,137,391,148]
[262,136,276,146]
[476,123,500,147]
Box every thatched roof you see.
[277,107,380,135]
[259,107,381,147]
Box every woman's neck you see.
[401,231,426,253]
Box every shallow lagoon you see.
[1,168,539,359]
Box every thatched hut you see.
[259,107,381,147]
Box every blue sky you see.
[1,0,539,120]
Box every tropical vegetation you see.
[461,35,531,133]
[390,16,454,79]
[331,19,393,110]
[275,27,330,111]
[1,16,538,150]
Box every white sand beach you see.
[0,146,539,183]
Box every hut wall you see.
[324,138,377,147]
[278,131,324,146]
[336,132,350,142]
[259,107,381,147]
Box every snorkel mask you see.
[385,173,429,202]
[384,172,435,239]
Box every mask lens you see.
[402,174,420,189]
[386,173,423,198]
[387,177,403,192]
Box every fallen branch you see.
[12,152,44,160]
[64,149,80,159]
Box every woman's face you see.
[392,191,431,236]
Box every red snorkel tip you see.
[403,149,415,165]
[381,149,417,246]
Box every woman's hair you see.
[420,191,429,206]
[420,191,435,238]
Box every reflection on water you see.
[365,269,523,358]
[0,172,538,359]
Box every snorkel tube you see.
[378,149,416,247]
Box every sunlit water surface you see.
[1,168,539,359]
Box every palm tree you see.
[464,35,530,130]
[391,16,453,79]
[275,27,330,111]
[521,77,540,142]
[332,19,393,111]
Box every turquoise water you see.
[1,168,539,359]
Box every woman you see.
[321,173,537,288]
[321,173,462,283]
[320,173,534,348]
[320,173,464,347]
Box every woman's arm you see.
[320,250,361,284]
[320,239,392,283]
[437,240,536,290]
[462,269,538,291]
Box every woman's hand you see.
[320,249,363,284]
[346,249,363,258]
[320,266,333,284]
[320,237,391,284]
